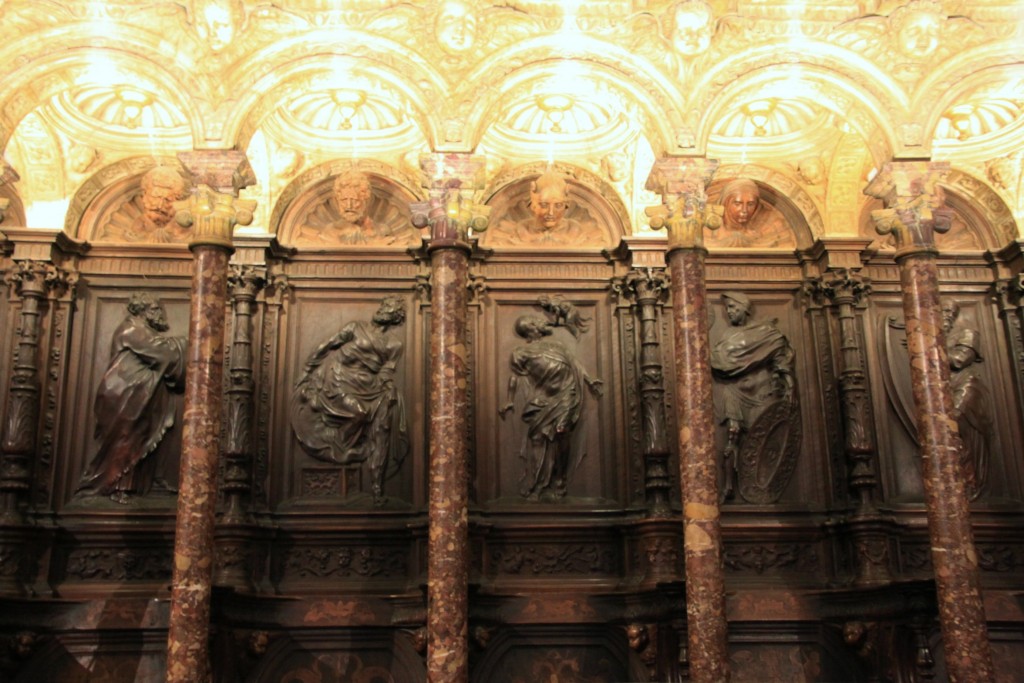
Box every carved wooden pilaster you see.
[994,274,1024,424]
[414,153,487,683]
[646,157,728,683]
[810,269,893,586]
[214,264,274,591]
[613,268,672,515]
[0,261,74,596]
[865,161,993,681]
[166,150,255,683]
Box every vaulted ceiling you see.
[1,0,1022,240]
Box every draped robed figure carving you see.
[290,297,409,504]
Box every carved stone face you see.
[530,186,568,231]
[435,1,478,55]
[896,9,940,58]
[140,170,187,226]
[335,182,370,225]
[670,2,713,56]
[723,188,760,227]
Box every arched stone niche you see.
[274,159,422,250]
[71,156,192,245]
[480,162,628,250]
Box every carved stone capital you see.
[865,161,952,254]
[644,157,722,249]
[414,154,489,244]
[177,150,256,195]
[227,264,268,300]
[176,185,256,250]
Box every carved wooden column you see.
[812,268,892,585]
[615,268,673,515]
[865,161,994,681]
[646,157,729,682]
[995,274,1024,423]
[413,154,488,683]
[0,259,74,595]
[165,151,256,683]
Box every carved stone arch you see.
[942,168,1017,249]
[69,156,190,242]
[480,161,630,249]
[0,166,26,227]
[710,164,819,249]
[246,628,426,683]
[273,158,423,248]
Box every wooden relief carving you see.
[498,296,603,500]
[290,297,408,505]
[706,179,795,249]
[289,171,418,247]
[710,292,800,503]
[881,299,992,499]
[483,171,612,248]
[94,166,192,243]
[75,293,186,504]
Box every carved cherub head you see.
[891,0,943,59]
[435,0,478,56]
[667,0,714,57]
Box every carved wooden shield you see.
[880,315,919,445]
[737,398,801,504]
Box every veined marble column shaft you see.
[165,167,255,683]
[416,154,487,683]
[866,162,993,682]
[647,158,729,682]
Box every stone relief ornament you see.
[96,166,192,243]
[483,170,610,248]
[707,178,795,249]
[290,297,409,505]
[499,297,603,501]
[710,292,800,503]
[292,171,418,247]
[76,293,186,504]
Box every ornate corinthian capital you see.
[644,157,722,249]
[864,161,952,254]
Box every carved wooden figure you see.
[499,298,602,500]
[75,292,186,503]
[290,296,408,504]
[710,291,800,503]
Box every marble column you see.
[646,158,729,682]
[413,154,488,683]
[865,161,994,681]
[165,152,256,683]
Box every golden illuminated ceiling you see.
[0,0,1022,238]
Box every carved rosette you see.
[644,158,722,250]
